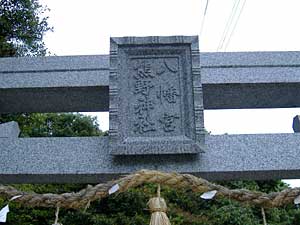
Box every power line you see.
[204,0,210,15]
[199,0,210,50]
[224,0,247,51]
[217,0,240,51]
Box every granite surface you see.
[109,36,204,155]
[2,51,300,113]
[0,121,20,138]
[1,51,300,183]
[1,133,300,183]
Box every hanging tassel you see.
[261,207,267,225]
[147,184,171,225]
[52,206,63,225]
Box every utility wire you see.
[217,0,240,51]
[224,0,247,51]
[199,0,210,50]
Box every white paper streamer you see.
[200,190,217,200]
[0,195,23,222]
[0,205,9,222]
[294,195,300,204]
[108,184,120,195]
[10,195,22,201]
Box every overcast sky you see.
[39,0,300,186]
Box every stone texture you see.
[201,51,300,109]
[200,51,300,68]
[109,36,204,155]
[293,115,300,132]
[0,55,109,113]
[0,55,109,74]
[0,121,20,138]
[1,134,300,183]
[1,50,300,183]
[2,52,300,113]
[0,86,109,113]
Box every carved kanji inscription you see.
[131,58,181,136]
[109,36,205,155]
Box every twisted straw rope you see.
[0,170,299,209]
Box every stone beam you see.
[0,55,109,113]
[2,51,300,113]
[201,51,300,109]
[1,133,300,183]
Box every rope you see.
[148,184,171,225]
[53,206,60,225]
[157,184,161,198]
[0,170,299,209]
[261,207,267,225]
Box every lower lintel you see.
[0,133,300,183]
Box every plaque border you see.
[109,36,205,155]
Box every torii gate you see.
[1,35,300,183]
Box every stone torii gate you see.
[1,35,300,184]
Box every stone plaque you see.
[109,36,205,155]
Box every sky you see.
[39,0,300,186]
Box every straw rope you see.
[0,170,299,209]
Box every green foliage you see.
[0,0,52,57]
[95,188,148,216]
[3,179,300,224]
[0,113,104,137]
[218,179,288,193]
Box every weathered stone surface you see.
[2,52,300,113]
[0,55,109,113]
[109,36,204,155]
[1,134,300,183]
[0,55,109,75]
[0,121,20,138]
[293,115,300,132]
[1,47,300,184]
[201,51,300,109]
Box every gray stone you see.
[2,51,300,113]
[1,133,300,183]
[0,54,109,75]
[0,121,20,138]
[109,36,205,155]
[0,86,109,113]
[201,51,300,109]
[293,115,300,132]
[1,49,300,183]
[0,55,109,113]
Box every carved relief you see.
[157,85,180,104]
[131,58,181,135]
[109,36,204,155]
[159,113,180,132]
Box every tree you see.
[0,0,52,57]
[0,113,104,137]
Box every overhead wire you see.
[199,0,210,50]
[217,0,240,51]
[224,0,247,51]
